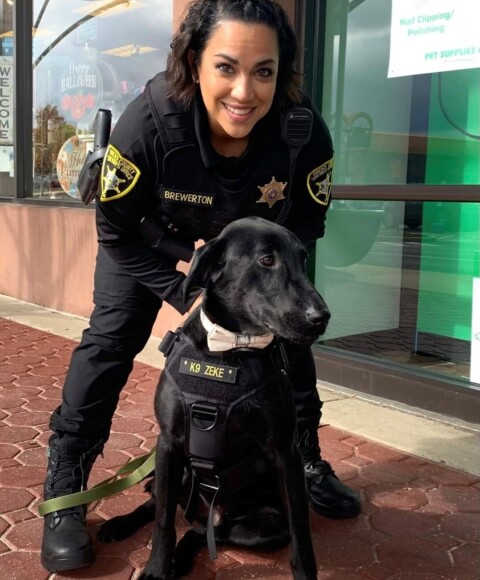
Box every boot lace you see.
[45,439,103,518]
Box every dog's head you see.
[182,217,330,345]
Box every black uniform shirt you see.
[189,90,333,243]
[95,76,333,312]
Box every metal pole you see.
[14,0,33,198]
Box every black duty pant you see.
[50,246,322,442]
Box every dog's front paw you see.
[97,516,133,543]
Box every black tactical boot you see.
[41,433,104,572]
[297,421,361,518]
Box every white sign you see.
[56,135,89,199]
[388,0,480,78]
[471,277,480,385]
[0,56,13,144]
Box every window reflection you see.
[32,0,172,199]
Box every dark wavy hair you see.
[166,0,302,111]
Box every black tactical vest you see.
[146,74,291,240]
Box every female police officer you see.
[41,0,361,572]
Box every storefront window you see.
[316,200,479,386]
[32,0,172,200]
[317,0,480,387]
[0,0,14,197]
[323,0,480,187]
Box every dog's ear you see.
[182,237,226,303]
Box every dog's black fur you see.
[98,217,330,579]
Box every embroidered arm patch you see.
[100,144,141,202]
[307,157,333,206]
[180,358,238,384]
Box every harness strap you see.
[183,453,270,560]
[184,466,200,523]
[183,459,219,559]
[206,484,221,560]
[271,339,290,374]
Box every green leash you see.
[38,449,156,517]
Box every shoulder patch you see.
[306,157,333,206]
[100,144,141,202]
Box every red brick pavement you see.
[0,317,479,579]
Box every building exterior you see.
[1,1,479,422]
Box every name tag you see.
[163,189,215,207]
[179,358,238,384]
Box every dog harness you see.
[159,327,290,558]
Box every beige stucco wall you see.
[0,204,188,338]
[0,205,96,318]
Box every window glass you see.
[316,200,480,386]
[32,0,172,200]
[0,0,14,197]
[323,0,480,186]
[317,0,480,388]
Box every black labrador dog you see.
[98,216,330,579]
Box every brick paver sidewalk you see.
[0,317,479,579]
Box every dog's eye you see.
[259,255,275,267]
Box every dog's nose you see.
[306,307,330,327]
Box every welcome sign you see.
[0,56,13,144]
[388,0,480,78]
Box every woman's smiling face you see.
[193,20,279,154]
